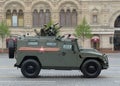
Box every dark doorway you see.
[91,36,100,50]
[114,30,120,50]
[115,15,120,28]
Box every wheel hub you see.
[26,65,35,74]
[87,65,97,74]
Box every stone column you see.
[24,11,32,29]
[24,1,32,29]
[51,10,59,24]
[77,9,82,24]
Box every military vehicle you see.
[7,23,109,78]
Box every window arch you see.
[60,9,66,27]
[115,15,120,28]
[6,9,24,27]
[39,9,45,27]
[18,9,24,27]
[92,8,98,24]
[6,10,12,26]
[93,15,98,23]
[33,9,51,27]
[72,9,77,27]
[66,9,71,27]
[59,9,77,27]
[12,10,17,27]
[33,9,39,27]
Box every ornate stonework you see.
[5,2,24,11]
[0,0,119,50]
[32,2,51,12]
[60,2,78,11]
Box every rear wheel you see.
[21,59,41,78]
[81,59,102,78]
[9,48,15,59]
[8,39,15,59]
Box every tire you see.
[9,48,15,59]
[21,59,41,78]
[8,39,15,59]
[81,59,102,78]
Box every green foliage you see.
[0,21,10,39]
[0,21,10,51]
[46,20,53,29]
[75,17,92,40]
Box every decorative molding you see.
[48,0,61,6]
[32,3,51,12]
[5,3,24,11]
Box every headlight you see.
[103,54,108,63]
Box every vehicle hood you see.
[80,48,103,56]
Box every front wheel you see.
[21,59,41,78]
[81,59,102,78]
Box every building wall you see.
[0,0,119,50]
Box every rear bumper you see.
[14,63,20,68]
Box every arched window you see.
[6,9,24,27]
[59,9,77,27]
[33,9,51,27]
[33,10,39,27]
[60,9,66,27]
[45,9,51,24]
[115,15,120,28]
[39,9,45,27]
[66,9,71,27]
[93,15,98,23]
[6,10,12,26]
[18,10,24,27]
[92,8,98,24]
[12,10,17,27]
[72,9,77,27]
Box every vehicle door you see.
[58,41,81,68]
[40,40,61,67]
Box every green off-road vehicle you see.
[7,24,108,78]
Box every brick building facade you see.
[0,0,120,51]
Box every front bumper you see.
[102,54,109,69]
[103,62,109,69]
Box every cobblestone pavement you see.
[0,53,120,86]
